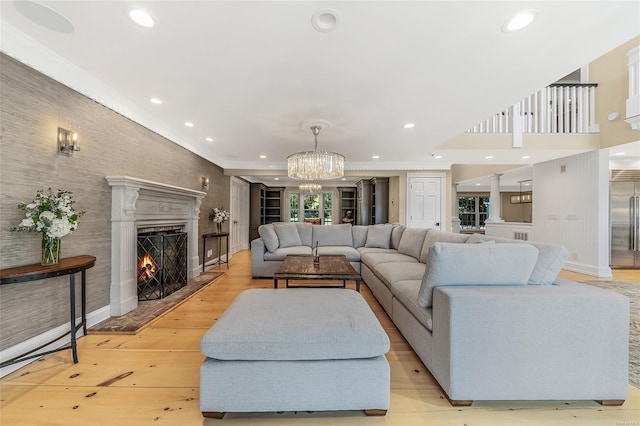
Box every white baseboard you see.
[563,261,613,278]
[0,304,111,378]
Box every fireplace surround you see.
[106,176,205,316]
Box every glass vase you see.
[216,222,222,233]
[41,235,61,266]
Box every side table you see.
[0,255,96,367]
[202,232,229,272]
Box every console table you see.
[202,232,229,272]
[0,255,96,367]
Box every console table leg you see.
[81,270,87,335]
[69,274,78,364]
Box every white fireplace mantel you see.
[106,176,206,316]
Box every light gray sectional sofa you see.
[250,222,630,405]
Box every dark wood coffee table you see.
[273,255,361,292]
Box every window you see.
[458,195,489,230]
[289,192,333,225]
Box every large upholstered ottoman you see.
[199,288,391,418]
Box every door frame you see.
[230,177,250,253]
[406,172,447,229]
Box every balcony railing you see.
[467,83,598,134]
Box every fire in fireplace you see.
[137,228,188,301]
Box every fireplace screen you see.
[137,230,188,301]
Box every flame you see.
[138,254,157,282]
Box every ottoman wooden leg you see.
[202,411,226,419]
[596,400,625,406]
[364,409,387,416]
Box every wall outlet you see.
[207,249,213,257]
[571,252,578,261]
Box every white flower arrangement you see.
[12,188,84,238]
[209,207,230,224]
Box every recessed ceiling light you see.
[341,178,347,181]
[521,155,530,159]
[259,155,267,159]
[503,10,537,32]
[205,137,213,142]
[274,178,279,181]
[184,122,194,127]
[372,155,380,159]
[311,8,341,33]
[129,9,155,28]
[614,152,627,156]
[476,183,481,186]
[403,123,415,129]
[150,97,162,105]
[485,155,494,159]
[433,155,442,159]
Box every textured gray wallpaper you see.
[0,54,230,350]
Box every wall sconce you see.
[58,127,79,155]
[201,177,210,190]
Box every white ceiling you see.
[1,1,639,183]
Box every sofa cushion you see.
[391,225,405,250]
[465,233,569,285]
[352,225,368,248]
[418,242,539,308]
[373,262,427,289]
[365,224,394,249]
[296,222,313,247]
[313,224,354,247]
[390,280,433,331]
[258,224,279,252]
[317,246,361,262]
[398,227,429,260]
[420,229,470,263]
[357,247,398,256]
[361,252,418,267]
[273,223,302,248]
[263,245,312,261]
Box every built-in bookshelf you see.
[339,187,357,224]
[250,184,283,241]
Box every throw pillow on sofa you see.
[352,225,368,248]
[465,233,569,285]
[398,227,428,260]
[419,229,470,263]
[273,223,303,248]
[313,223,354,246]
[258,224,279,252]
[417,242,539,308]
[365,224,394,249]
[391,224,406,250]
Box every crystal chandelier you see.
[287,125,345,180]
[299,183,323,193]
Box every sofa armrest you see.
[430,282,629,402]
[251,238,267,276]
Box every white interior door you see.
[230,178,249,253]
[407,174,443,229]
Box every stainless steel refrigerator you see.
[610,179,640,268]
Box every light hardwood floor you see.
[1,251,639,425]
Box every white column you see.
[451,183,461,233]
[108,185,140,317]
[486,174,504,223]
[625,46,640,129]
